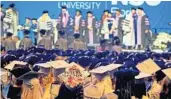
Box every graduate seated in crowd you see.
[96,39,108,52]
[112,36,122,54]
[38,29,53,50]
[55,31,68,51]
[13,36,21,49]
[3,32,16,51]
[19,29,33,50]
[71,33,87,50]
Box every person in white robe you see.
[3,3,18,36]
[37,10,53,43]
[122,8,136,49]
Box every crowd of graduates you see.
[1,40,171,99]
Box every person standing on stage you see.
[37,10,53,42]
[3,3,18,36]
[136,7,150,49]
[19,30,33,50]
[114,9,124,45]
[107,12,116,41]
[85,11,97,45]
[1,4,6,36]
[31,18,38,45]
[73,10,83,39]
[3,32,16,51]
[24,17,35,45]
[55,31,68,50]
[38,29,53,50]
[123,8,137,49]
[100,10,109,39]
[57,6,70,39]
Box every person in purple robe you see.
[85,11,97,45]
[114,9,124,45]
[73,10,83,39]
[136,7,150,49]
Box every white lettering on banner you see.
[112,1,161,6]
[58,2,101,9]
[111,7,130,17]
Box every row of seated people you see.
[1,47,171,99]
[1,29,123,55]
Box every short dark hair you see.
[137,7,144,11]
[131,7,136,10]
[116,9,121,13]
[76,10,82,14]
[31,18,37,20]
[40,29,46,35]
[26,17,31,20]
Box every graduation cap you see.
[155,70,166,81]
[23,29,30,35]
[162,68,171,80]
[9,3,15,8]
[90,64,122,74]
[24,54,39,65]
[78,56,92,68]
[113,36,120,45]
[136,58,161,75]
[5,61,28,70]
[100,39,107,45]
[73,33,80,39]
[135,72,152,79]
[7,32,13,37]
[10,67,31,78]
[17,71,44,81]
[40,29,46,35]
[58,30,65,36]
[42,10,49,14]
[61,5,67,9]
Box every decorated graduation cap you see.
[5,60,28,70]
[73,33,80,39]
[7,32,13,37]
[42,10,49,14]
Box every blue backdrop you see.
[2,1,171,33]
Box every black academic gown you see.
[7,85,22,99]
[55,83,83,99]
